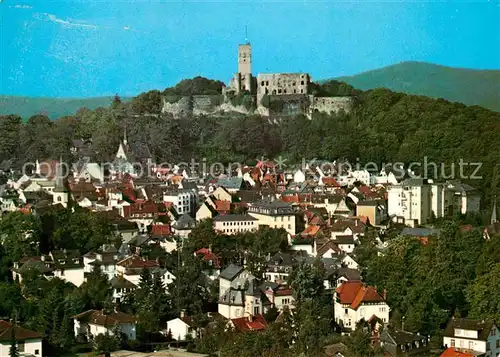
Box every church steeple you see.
[492,196,497,225]
[53,157,70,208]
[54,157,68,193]
[123,125,128,146]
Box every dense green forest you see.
[1,77,499,209]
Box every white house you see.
[218,264,264,319]
[166,311,197,341]
[293,169,306,183]
[341,255,359,270]
[83,245,120,280]
[442,318,500,357]
[72,309,136,341]
[213,214,258,235]
[334,281,390,331]
[0,320,42,357]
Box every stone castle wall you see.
[162,93,353,119]
[309,96,354,116]
[256,73,310,102]
[162,95,224,117]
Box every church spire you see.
[54,157,68,193]
[492,196,497,225]
[123,125,128,146]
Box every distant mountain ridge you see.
[1,61,499,119]
[335,61,500,111]
[0,96,131,120]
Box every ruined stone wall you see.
[161,96,192,118]
[309,96,354,116]
[192,95,224,115]
[264,94,310,117]
[256,73,310,102]
[162,95,233,117]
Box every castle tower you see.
[238,43,252,75]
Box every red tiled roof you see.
[275,286,293,296]
[123,200,159,218]
[358,186,373,194]
[151,224,171,236]
[231,314,268,332]
[301,225,321,236]
[321,177,340,187]
[72,310,135,327]
[195,248,221,268]
[215,200,231,213]
[117,255,159,269]
[336,281,385,310]
[0,320,42,342]
[440,348,475,357]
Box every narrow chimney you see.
[180,309,185,319]
[247,314,253,322]
[383,288,387,300]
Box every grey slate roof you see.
[219,264,244,281]
[337,267,361,281]
[212,214,257,222]
[216,177,244,190]
[443,318,495,341]
[172,214,196,229]
[110,276,137,289]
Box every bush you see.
[230,91,255,111]
[131,90,162,114]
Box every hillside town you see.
[0,129,498,357]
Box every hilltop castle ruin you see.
[162,42,354,118]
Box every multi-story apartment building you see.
[213,214,258,235]
[388,179,480,227]
[248,198,296,235]
[388,179,432,227]
[163,188,198,216]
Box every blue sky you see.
[1,0,499,98]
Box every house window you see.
[345,309,348,315]
[451,339,455,347]
[469,341,474,350]
[235,309,241,317]
[18,342,25,352]
[254,306,260,315]
[35,350,40,355]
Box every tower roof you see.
[54,158,69,193]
